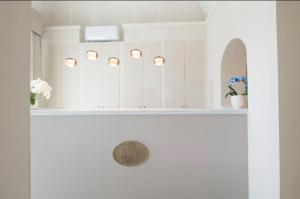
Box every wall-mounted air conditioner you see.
[85,26,120,42]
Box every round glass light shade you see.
[86,50,98,60]
[130,49,142,59]
[108,57,120,66]
[64,57,77,68]
[153,56,165,66]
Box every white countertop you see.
[30,108,248,116]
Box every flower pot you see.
[30,99,39,109]
[230,95,244,109]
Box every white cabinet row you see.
[44,41,204,109]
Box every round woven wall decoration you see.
[113,141,149,166]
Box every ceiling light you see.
[86,50,98,60]
[130,49,142,59]
[153,56,165,66]
[108,57,120,66]
[64,57,77,68]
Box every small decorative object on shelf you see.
[225,76,248,109]
[30,78,52,109]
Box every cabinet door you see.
[61,44,80,109]
[165,42,185,108]
[120,42,142,108]
[185,41,204,108]
[142,42,162,108]
[79,43,101,109]
[100,42,120,109]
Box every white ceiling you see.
[32,1,215,27]
[197,1,217,19]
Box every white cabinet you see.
[185,41,204,108]
[165,42,185,108]
[120,42,142,108]
[79,43,120,109]
[165,41,203,108]
[142,42,162,108]
[61,44,81,109]
[42,26,205,110]
[79,43,101,109]
[45,44,82,109]
[99,42,120,109]
[44,41,204,110]
[120,42,163,108]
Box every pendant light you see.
[153,56,165,66]
[108,57,120,66]
[153,5,165,66]
[64,58,77,67]
[130,49,142,59]
[86,2,99,61]
[130,8,142,59]
[86,50,98,60]
[64,1,77,68]
[107,9,120,66]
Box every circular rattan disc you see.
[113,141,149,166]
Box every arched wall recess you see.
[220,38,248,108]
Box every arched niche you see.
[221,38,248,108]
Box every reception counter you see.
[30,108,248,199]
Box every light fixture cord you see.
[136,5,140,49]
[156,4,164,107]
[156,3,161,107]
[156,4,160,43]
[68,1,73,56]
[157,5,164,57]
[69,1,72,26]
[136,5,144,108]
[89,1,93,26]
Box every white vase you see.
[230,95,244,109]
[30,99,39,109]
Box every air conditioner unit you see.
[85,26,120,42]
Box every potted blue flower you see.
[225,76,248,109]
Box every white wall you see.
[123,22,206,42]
[206,2,279,199]
[0,2,31,199]
[42,26,81,45]
[31,113,248,199]
[31,8,43,36]
[277,2,300,199]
